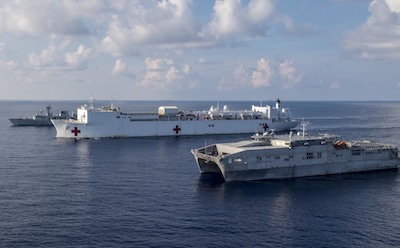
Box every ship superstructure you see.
[51,99,298,138]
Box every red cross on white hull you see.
[71,126,81,136]
[173,125,181,134]
[51,99,299,138]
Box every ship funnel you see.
[275,98,281,109]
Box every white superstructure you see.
[191,123,400,182]
[51,99,298,139]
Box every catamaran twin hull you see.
[191,131,400,182]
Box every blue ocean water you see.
[1,100,400,247]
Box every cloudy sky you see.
[0,0,399,101]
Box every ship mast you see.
[89,95,95,110]
[301,119,311,138]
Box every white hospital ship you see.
[51,99,298,139]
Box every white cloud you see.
[248,0,274,22]
[0,0,100,37]
[0,0,278,59]
[102,0,276,55]
[197,57,222,65]
[197,57,207,65]
[386,0,400,12]
[183,64,191,74]
[101,0,203,56]
[218,64,250,89]
[279,60,303,88]
[65,45,92,69]
[206,0,274,39]
[28,44,92,70]
[343,0,400,60]
[165,66,180,82]
[112,59,127,75]
[330,80,341,89]
[275,14,317,36]
[112,58,136,78]
[234,65,250,86]
[0,42,5,53]
[140,57,195,89]
[251,58,274,88]
[0,60,18,70]
[220,57,303,89]
[28,45,61,68]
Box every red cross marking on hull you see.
[71,127,81,136]
[173,125,181,134]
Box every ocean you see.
[1,100,400,247]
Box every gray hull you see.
[191,130,400,182]
[221,161,399,181]
[9,118,52,126]
[194,155,399,182]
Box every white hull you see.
[51,99,298,139]
[52,118,298,138]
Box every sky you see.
[0,0,400,101]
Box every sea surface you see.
[1,100,400,247]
